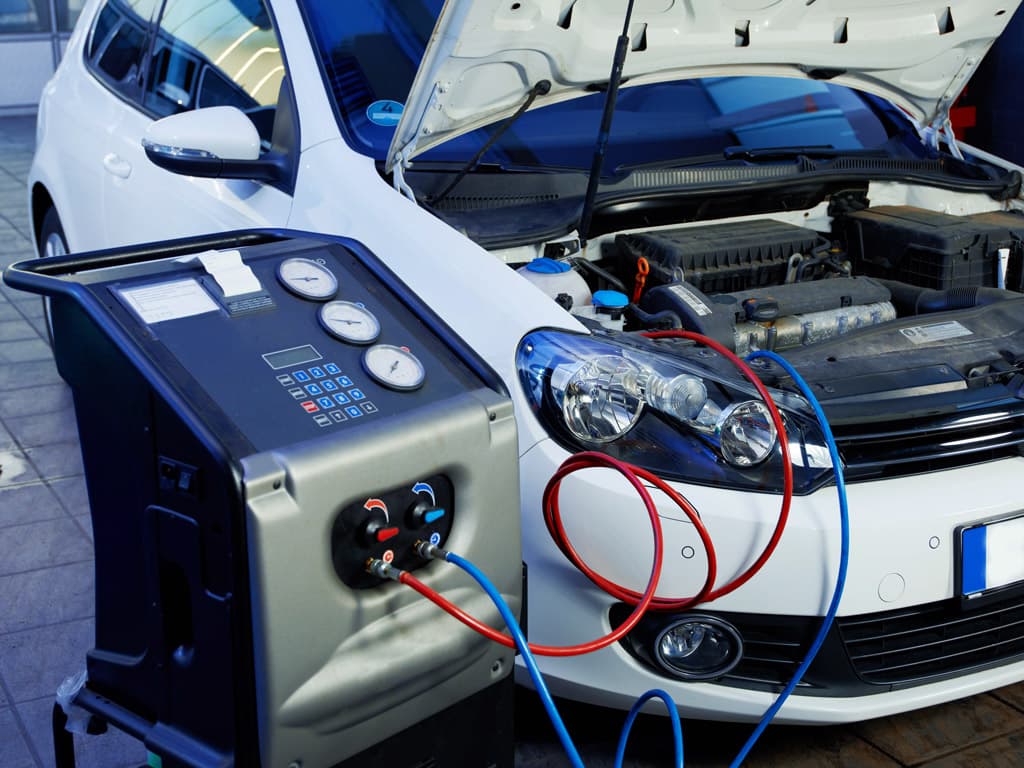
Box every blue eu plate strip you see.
[961,526,987,595]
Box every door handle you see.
[102,153,132,179]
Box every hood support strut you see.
[578,0,637,248]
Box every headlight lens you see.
[517,330,834,493]
[552,355,644,443]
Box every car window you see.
[86,0,160,100]
[143,0,284,142]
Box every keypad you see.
[282,363,377,428]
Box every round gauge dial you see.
[276,257,338,300]
[362,344,426,391]
[319,301,381,345]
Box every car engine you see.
[538,205,1024,355]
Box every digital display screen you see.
[262,345,323,370]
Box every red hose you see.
[401,453,714,656]
[637,329,792,602]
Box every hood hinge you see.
[391,147,417,202]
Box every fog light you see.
[654,616,743,680]
[718,400,776,467]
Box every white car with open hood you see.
[27,0,1024,724]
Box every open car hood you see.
[386,0,1019,172]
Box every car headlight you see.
[517,330,834,493]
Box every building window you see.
[0,0,51,33]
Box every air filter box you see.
[614,219,825,294]
[839,206,1024,290]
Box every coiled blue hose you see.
[730,350,851,767]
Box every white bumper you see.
[516,438,1024,722]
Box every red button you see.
[376,527,400,543]
[301,401,320,413]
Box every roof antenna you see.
[577,0,638,249]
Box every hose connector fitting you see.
[414,540,449,561]
[365,558,403,581]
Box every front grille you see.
[839,592,1024,685]
[831,404,1024,481]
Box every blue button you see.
[305,384,323,396]
[346,405,363,418]
[318,396,335,409]
[293,370,310,382]
[310,366,325,378]
[334,393,350,405]
[325,363,341,375]
[350,389,365,400]
[425,508,446,524]
[322,380,338,392]
[338,376,353,387]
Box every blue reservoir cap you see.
[593,290,629,309]
[525,257,571,274]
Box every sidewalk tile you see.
[0,482,65,527]
[922,730,1024,767]
[0,449,40,487]
[49,476,89,517]
[25,442,83,480]
[0,383,71,418]
[0,518,92,576]
[0,708,36,768]
[0,561,93,634]
[0,318,38,342]
[993,682,1024,714]
[0,358,62,390]
[0,338,53,364]
[6,411,79,448]
[0,618,93,703]
[854,694,1021,765]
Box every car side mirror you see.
[142,106,287,184]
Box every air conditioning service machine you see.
[5,231,521,768]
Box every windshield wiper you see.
[723,145,889,161]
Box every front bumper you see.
[517,440,1024,722]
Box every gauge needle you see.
[295,276,318,282]
[329,315,360,325]
[390,360,399,373]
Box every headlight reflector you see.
[719,400,777,467]
[551,355,644,443]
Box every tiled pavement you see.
[3,115,1024,768]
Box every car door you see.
[101,0,292,247]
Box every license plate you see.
[959,514,1024,601]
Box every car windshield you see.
[299,0,902,174]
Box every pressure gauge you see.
[319,301,380,345]
[362,344,426,391]
[276,257,338,300]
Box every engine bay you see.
[520,203,1024,360]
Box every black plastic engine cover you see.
[615,219,825,293]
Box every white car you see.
[28,0,1024,725]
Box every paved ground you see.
[3,114,1024,767]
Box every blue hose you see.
[614,688,684,768]
[446,552,685,768]
[729,350,851,767]
[445,551,586,768]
